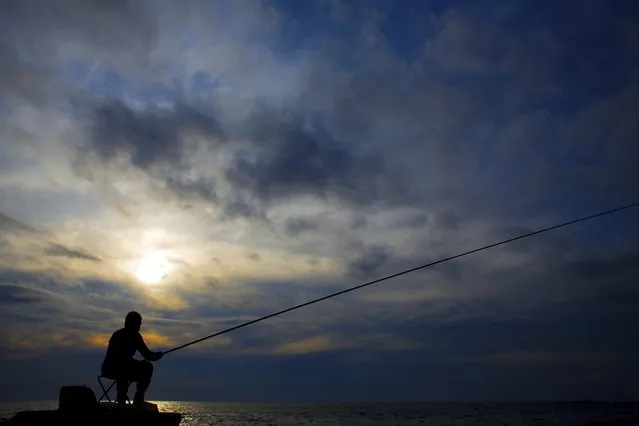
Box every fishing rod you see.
[163,201,639,355]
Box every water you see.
[1,401,637,425]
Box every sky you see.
[0,0,638,403]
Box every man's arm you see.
[136,333,163,361]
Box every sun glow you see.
[134,253,171,285]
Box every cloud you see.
[87,330,173,349]
[0,284,43,305]
[0,213,40,234]
[0,0,160,107]
[478,351,631,366]
[348,245,391,277]
[284,217,319,237]
[1,329,109,357]
[45,243,101,262]
[227,115,354,199]
[559,86,639,201]
[271,335,334,355]
[266,333,425,356]
[86,99,224,170]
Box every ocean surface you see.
[1,401,638,425]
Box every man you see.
[101,311,164,405]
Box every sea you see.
[1,401,638,425]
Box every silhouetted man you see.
[101,311,164,405]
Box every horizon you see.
[3,398,638,404]
[1,0,638,403]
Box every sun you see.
[134,253,170,285]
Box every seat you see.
[97,375,131,403]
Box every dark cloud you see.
[559,86,639,202]
[78,98,228,210]
[0,213,40,234]
[81,100,400,216]
[0,269,146,334]
[348,245,391,278]
[0,284,43,305]
[284,217,319,237]
[565,256,637,281]
[90,100,180,168]
[553,248,639,317]
[220,195,266,221]
[87,99,224,169]
[45,243,101,262]
[405,213,428,229]
[247,252,261,262]
[164,176,218,203]
[225,113,386,206]
[434,211,458,230]
[350,215,368,230]
[75,279,149,315]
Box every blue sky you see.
[0,0,638,402]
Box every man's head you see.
[124,311,142,332]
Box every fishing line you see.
[164,202,639,355]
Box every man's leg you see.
[116,379,130,405]
[128,359,154,404]
[103,364,130,405]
